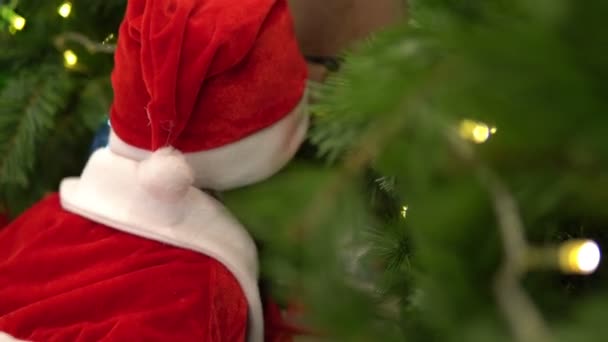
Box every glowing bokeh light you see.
[459,119,496,144]
[401,205,408,219]
[58,2,72,18]
[63,50,78,68]
[11,15,26,31]
[559,240,601,275]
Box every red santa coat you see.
[0,148,297,341]
[0,194,247,341]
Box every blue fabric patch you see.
[90,120,111,154]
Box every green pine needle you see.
[0,65,74,187]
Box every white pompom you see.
[137,147,194,201]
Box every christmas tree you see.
[1,0,607,341]
[0,0,122,213]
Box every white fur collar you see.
[59,148,263,342]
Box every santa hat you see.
[110,0,308,190]
[60,0,308,341]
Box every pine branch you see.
[0,65,74,187]
[296,53,449,241]
[74,77,112,130]
[310,26,438,164]
[439,112,551,342]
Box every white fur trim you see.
[109,93,309,190]
[137,147,194,203]
[0,332,28,342]
[59,149,263,342]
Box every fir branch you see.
[310,27,439,164]
[294,58,451,240]
[74,77,112,130]
[0,66,74,187]
[444,121,551,342]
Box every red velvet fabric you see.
[0,194,247,341]
[110,0,308,152]
[264,300,306,342]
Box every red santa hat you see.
[60,0,308,340]
[109,0,309,190]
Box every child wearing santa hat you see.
[0,0,306,340]
[0,0,404,340]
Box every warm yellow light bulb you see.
[11,14,26,31]
[559,240,601,275]
[63,50,78,67]
[472,125,490,143]
[400,205,409,219]
[58,2,72,18]
[459,119,496,144]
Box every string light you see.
[63,50,78,68]
[1,5,26,33]
[58,2,72,18]
[459,119,497,144]
[1,5,24,30]
[102,33,115,45]
[400,205,408,219]
[558,240,601,275]
[11,14,25,30]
